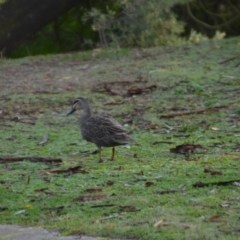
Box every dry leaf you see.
[219,202,230,208]
[38,134,48,146]
[170,144,204,155]
[204,168,223,175]
[145,181,154,187]
[209,215,222,222]
[49,166,86,174]
[155,189,182,195]
[154,220,164,228]
[85,188,102,193]
[119,205,139,212]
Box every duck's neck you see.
[80,100,92,119]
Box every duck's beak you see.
[66,107,76,116]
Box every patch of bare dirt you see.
[0,57,103,94]
[1,49,151,95]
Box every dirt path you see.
[0,224,100,240]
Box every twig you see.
[218,55,240,64]
[0,156,62,164]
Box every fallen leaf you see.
[98,213,119,221]
[103,84,123,96]
[104,99,129,105]
[145,181,154,187]
[34,188,49,192]
[39,171,52,175]
[49,165,87,174]
[204,168,223,175]
[38,134,48,146]
[219,202,230,208]
[170,144,205,160]
[24,204,32,209]
[170,144,204,154]
[193,180,240,188]
[105,180,114,186]
[85,188,102,193]
[91,204,115,208]
[209,188,217,194]
[119,205,140,212]
[154,220,164,228]
[127,84,157,96]
[14,210,26,215]
[155,189,182,195]
[209,215,222,222]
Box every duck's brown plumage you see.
[67,97,135,162]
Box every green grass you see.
[0,37,240,239]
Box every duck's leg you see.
[98,147,104,163]
[110,147,116,161]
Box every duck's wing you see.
[90,115,128,134]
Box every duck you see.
[67,97,135,162]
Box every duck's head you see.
[67,97,90,116]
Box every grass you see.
[0,37,240,239]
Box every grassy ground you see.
[0,37,240,240]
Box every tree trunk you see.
[0,0,81,56]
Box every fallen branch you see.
[0,156,62,164]
[193,180,240,188]
[160,106,227,118]
[218,55,240,64]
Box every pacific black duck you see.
[67,97,135,162]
